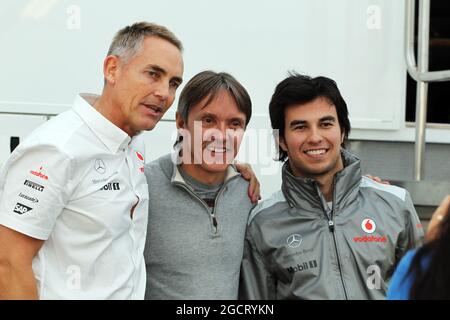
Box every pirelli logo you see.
[24,180,44,192]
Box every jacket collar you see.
[281,149,362,213]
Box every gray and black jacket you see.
[239,150,424,300]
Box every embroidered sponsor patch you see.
[94,159,106,174]
[30,166,48,180]
[18,193,39,203]
[13,202,33,215]
[361,218,376,234]
[286,234,303,248]
[24,180,44,192]
[286,260,318,273]
[136,151,144,162]
[101,182,121,191]
[353,235,387,243]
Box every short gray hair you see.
[107,21,183,64]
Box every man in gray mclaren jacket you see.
[239,73,424,300]
[144,71,256,299]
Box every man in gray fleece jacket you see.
[144,71,256,299]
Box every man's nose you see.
[153,81,169,101]
[307,127,323,144]
[208,123,228,143]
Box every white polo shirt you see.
[0,94,149,299]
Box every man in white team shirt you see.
[0,22,184,299]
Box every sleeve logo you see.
[30,166,49,180]
[24,180,44,192]
[13,202,33,215]
[19,193,39,203]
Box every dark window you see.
[406,0,450,124]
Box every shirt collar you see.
[72,93,131,153]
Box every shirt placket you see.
[124,144,143,299]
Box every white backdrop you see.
[0,0,408,198]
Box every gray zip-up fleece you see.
[239,150,424,300]
[144,153,254,299]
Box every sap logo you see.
[13,202,33,215]
[101,182,120,191]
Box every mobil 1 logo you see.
[13,202,33,215]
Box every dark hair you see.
[177,70,252,126]
[269,72,351,162]
[408,204,450,299]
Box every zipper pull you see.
[328,220,335,232]
[212,216,218,233]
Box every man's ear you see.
[175,111,186,129]
[341,131,345,145]
[278,135,288,152]
[103,55,120,85]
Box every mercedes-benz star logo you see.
[94,159,106,174]
[287,234,303,248]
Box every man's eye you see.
[294,126,305,130]
[148,71,159,78]
[322,122,333,127]
[203,117,213,124]
[170,81,180,89]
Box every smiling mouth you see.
[206,145,228,153]
[303,148,328,156]
[205,144,230,154]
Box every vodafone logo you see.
[136,151,144,162]
[361,218,376,234]
[354,218,385,244]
